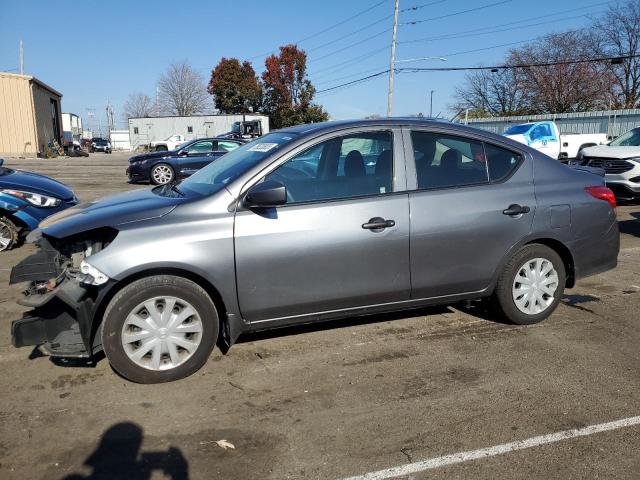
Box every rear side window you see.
[411,131,522,189]
[485,143,522,182]
[411,131,489,190]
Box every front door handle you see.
[503,204,531,216]
[362,217,395,231]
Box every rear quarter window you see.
[485,143,523,182]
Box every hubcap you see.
[512,258,559,315]
[152,165,173,184]
[0,221,13,251]
[121,296,203,371]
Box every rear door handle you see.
[362,217,395,231]
[503,204,531,216]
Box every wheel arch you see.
[91,267,232,355]
[523,238,575,288]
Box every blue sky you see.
[0,0,608,130]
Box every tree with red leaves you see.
[208,58,262,114]
[262,44,328,128]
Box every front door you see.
[179,140,215,175]
[234,129,411,323]
[407,129,536,298]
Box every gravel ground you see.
[0,152,638,480]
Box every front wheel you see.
[0,217,19,252]
[101,275,219,383]
[150,163,174,185]
[491,244,566,325]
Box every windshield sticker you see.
[248,143,279,152]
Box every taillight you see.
[585,186,616,211]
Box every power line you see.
[311,28,392,62]
[400,0,450,12]
[399,3,608,45]
[305,14,393,54]
[402,0,513,25]
[317,70,390,94]
[399,54,640,72]
[310,45,389,79]
[247,0,388,60]
[315,54,637,95]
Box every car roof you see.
[275,118,511,144]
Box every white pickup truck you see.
[150,134,186,152]
[503,121,607,160]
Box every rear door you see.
[234,128,411,323]
[406,128,536,298]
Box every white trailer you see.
[61,113,83,150]
[128,114,270,151]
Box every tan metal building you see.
[0,71,63,157]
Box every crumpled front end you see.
[10,229,118,357]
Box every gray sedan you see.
[10,119,619,383]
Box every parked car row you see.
[0,159,78,251]
[8,119,619,383]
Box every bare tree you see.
[158,61,209,116]
[592,0,640,108]
[510,32,613,113]
[122,93,154,121]
[451,62,530,117]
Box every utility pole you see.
[386,0,400,117]
[19,40,24,74]
[429,90,434,118]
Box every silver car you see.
[10,119,619,383]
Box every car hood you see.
[0,169,75,201]
[38,187,186,238]
[581,145,640,159]
[130,150,179,162]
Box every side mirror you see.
[178,149,188,156]
[244,180,287,208]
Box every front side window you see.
[412,131,489,190]
[263,131,393,204]
[185,141,213,154]
[609,128,640,146]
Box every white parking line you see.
[340,415,640,480]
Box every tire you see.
[491,244,566,325]
[0,216,19,252]
[150,163,174,185]
[102,275,219,383]
[155,145,168,152]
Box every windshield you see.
[504,124,533,135]
[609,128,640,146]
[179,132,298,196]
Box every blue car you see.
[0,159,78,251]
[127,137,245,185]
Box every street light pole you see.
[386,0,400,117]
[429,90,434,118]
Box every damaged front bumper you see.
[10,235,115,357]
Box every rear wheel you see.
[491,244,565,325]
[0,217,18,252]
[155,145,168,152]
[150,163,174,185]
[102,275,219,383]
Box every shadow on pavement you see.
[62,422,189,480]
[618,211,640,238]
